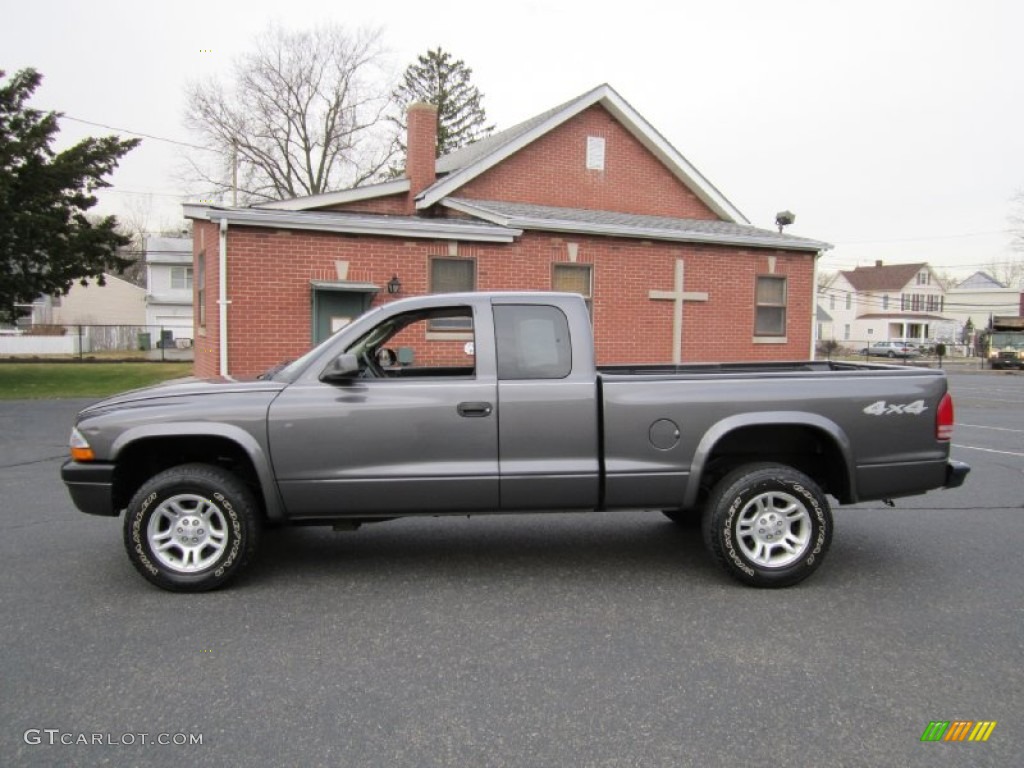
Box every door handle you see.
[457,401,493,417]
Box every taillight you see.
[936,392,954,441]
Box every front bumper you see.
[944,460,970,489]
[61,461,118,517]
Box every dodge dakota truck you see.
[62,292,969,592]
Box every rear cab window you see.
[494,305,572,380]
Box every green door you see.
[312,289,373,344]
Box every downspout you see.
[811,251,821,360]
[218,218,231,378]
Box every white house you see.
[819,261,956,347]
[944,271,1023,333]
[144,236,194,345]
[8,274,147,356]
[29,274,146,326]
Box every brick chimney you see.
[875,260,883,267]
[406,101,438,213]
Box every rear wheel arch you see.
[687,415,855,507]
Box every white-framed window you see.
[845,293,852,310]
[552,263,593,315]
[586,136,605,170]
[429,257,475,331]
[171,266,193,291]
[755,276,787,336]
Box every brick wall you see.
[319,194,408,215]
[192,221,219,379]
[192,225,815,377]
[455,105,718,219]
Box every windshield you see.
[990,333,1024,349]
[268,303,389,382]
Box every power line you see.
[55,114,222,154]
[834,230,1012,245]
[99,188,194,199]
[820,257,1023,271]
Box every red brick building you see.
[184,84,829,378]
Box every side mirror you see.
[320,353,361,383]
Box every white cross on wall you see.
[648,258,709,364]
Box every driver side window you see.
[349,307,476,379]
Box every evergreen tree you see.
[391,47,494,163]
[0,69,140,325]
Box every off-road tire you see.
[702,463,832,588]
[123,463,261,592]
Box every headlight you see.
[69,427,95,462]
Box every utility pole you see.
[231,140,238,207]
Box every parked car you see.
[897,339,937,355]
[861,341,921,358]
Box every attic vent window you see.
[586,136,605,170]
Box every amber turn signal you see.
[69,428,95,462]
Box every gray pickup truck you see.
[62,292,968,592]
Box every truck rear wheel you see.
[123,463,261,592]
[702,463,832,587]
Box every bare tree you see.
[982,258,1024,289]
[816,270,838,296]
[1010,188,1024,256]
[183,24,396,203]
[930,267,958,291]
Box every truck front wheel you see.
[123,463,261,592]
[702,463,832,587]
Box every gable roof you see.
[254,84,749,224]
[954,271,1005,290]
[841,262,928,292]
[443,199,828,252]
[419,84,747,222]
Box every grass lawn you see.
[0,362,194,400]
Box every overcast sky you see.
[4,0,1022,279]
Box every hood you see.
[79,377,286,416]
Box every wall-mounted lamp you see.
[386,275,402,294]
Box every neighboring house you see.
[184,84,831,378]
[144,235,194,344]
[815,306,834,343]
[944,271,1023,334]
[29,274,146,326]
[820,261,955,346]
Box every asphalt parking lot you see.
[1,371,1021,767]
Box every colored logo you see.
[921,721,997,742]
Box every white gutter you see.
[811,251,820,360]
[218,218,231,378]
[182,204,520,243]
[442,199,831,253]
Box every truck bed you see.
[598,359,925,377]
